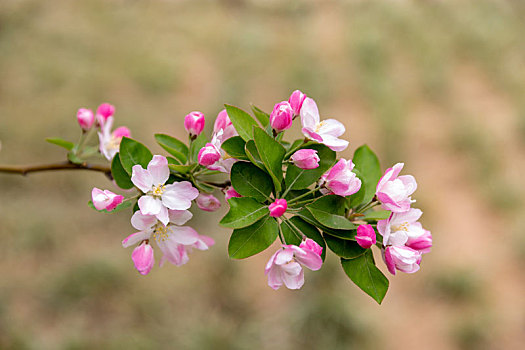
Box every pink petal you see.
[320,134,349,152]
[168,226,200,245]
[131,165,153,193]
[147,155,170,185]
[156,205,170,226]
[130,211,158,231]
[161,182,199,210]
[168,210,193,225]
[122,230,152,248]
[300,98,320,128]
[132,243,155,275]
[318,118,345,138]
[138,195,162,216]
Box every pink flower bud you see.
[288,90,307,115]
[355,224,376,249]
[300,238,323,257]
[269,199,287,217]
[406,230,432,254]
[269,101,294,132]
[96,103,115,125]
[132,242,155,275]
[383,245,422,275]
[320,159,362,197]
[224,186,242,201]
[91,187,124,211]
[290,149,320,169]
[77,108,94,130]
[214,109,237,141]
[198,143,221,166]
[196,193,221,212]
[184,111,205,136]
[112,126,131,139]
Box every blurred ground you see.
[1,0,525,349]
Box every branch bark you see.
[0,161,111,176]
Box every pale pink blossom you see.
[265,239,323,290]
[184,111,205,136]
[290,149,320,169]
[95,103,115,126]
[269,199,287,217]
[132,242,155,275]
[196,193,221,212]
[131,155,199,225]
[91,187,124,211]
[270,101,294,132]
[377,208,428,250]
[202,130,237,173]
[214,109,237,142]
[355,224,376,249]
[224,186,241,201]
[300,98,349,151]
[77,108,94,130]
[383,245,422,275]
[376,163,417,213]
[98,116,131,160]
[288,90,307,116]
[123,210,214,272]
[406,229,432,254]
[319,159,361,197]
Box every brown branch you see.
[0,161,111,176]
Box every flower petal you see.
[131,165,153,193]
[130,210,158,231]
[168,210,193,225]
[122,230,152,248]
[162,182,199,210]
[147,155,170,185]
[138,195,162,216]
[318,118,345,138]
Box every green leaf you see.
[46,137,75,150]
[341,250,389,304]
[306,196,356,230]
[251,105,270,127]
[363,210,390,221]
[220,197,269,229]
[88,199,132,213]
[323,228,357,240]
[284,144,336,190]
[67,152,84,165]
[190,133,208,162]
[253,127,286,192]
[348,145,381,207]
[119,137,153,175]
[168,163,198,174]
[324,234,365,258]
[111,153,134,189]
[221,136,248,160]
[154,134,188,164]
[281,217,326,261]
[228,216,279,259]
[230,162,273,202]
[225,104,259,142]
[245,140,265,170]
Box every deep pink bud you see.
[132,242,155,275]
[383,246,422,275]
[214,109,237,141]
[96,103,115,125]
[112,126,131,139]
[77,108,94,130]
[91,187,124,211]
[198,143,221,166]
[300,238,323,257]
[291,149,320,169]
[355,224,376,249]
[184,111,205,136]
[288,90,307,115]
[196,193,221,212]
[269,199,287,217]
[269,101,294,132]
[224,186,242,201]
[406,230,432,254]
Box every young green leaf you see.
[230,162,273,202]
[251,105,270,127]
[221,136,248,160]
[220,197,269,229]
[253,127,286,192]
[363,210,390,221]
[119,137,153,175]
[281,216,326,261]
[46,137,75,151]
[154,134,188,164]
[348,145,381,207]
[225,104,259,142]
[306,196,356,230]
[111,153,134,189]
[341,250,389,304]
[190,133,208,162]
[228,216,279,259]
[284,144,336,190]
[168,163,198,174]
[324,234,365,259]
[245,140,265,170]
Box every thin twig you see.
[0,161,111,176]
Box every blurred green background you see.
[1,0,525,349]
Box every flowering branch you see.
[0,161,111,176]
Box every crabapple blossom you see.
[376,163,417,213]
[383,245,422,275]
[184,111,205,136]
[77,108,94,130]
[132,242,155,275]
[269,101,294,132]
[288,89,307,116]
[198,142,221,166]
[377,208,427,249]
[355,224,377,249]
[200,130,237,173]
[224,186,241,201]
[131,155,199,225]
[265,239,323,290]
[91,187,124,211]
[290,149,320,169]
[269,199,287,217]
[320,159,361,197]
[300,97,349,152]
[98,116,131,160]
[406,229,432,254]
[214,109,237,142]
[196,193,221,212]
[95,102,115,126]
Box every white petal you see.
[147,155,170,185]
[138,195,162,215]
[131,165,153,193]
[131,211,158,231]
[168,210,193,225]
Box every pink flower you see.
[98,116,131,160]
[320,159,361,197]
[198,143,221,166]
[184,111,205,136]
[406,229,432,254]
[383,245,422,275]
[290,149,320,169]
[270,101,294,132]
[269,199,287,217]
[201,130,237,173]
[376,163,417,213]
[131,155,199,225]
[96,103,115,126]
[224,186,241,201]
[196,193,221,212]
[355,224,376,249]
[91,187,124,211]
[377,208,427,249]
[288,90,307,116]
[132,242,155,275]
[77,108,94,130]
[300,98,349,152]
[265,239,323,290]
[214,109,237,142]
[123,210,214,270]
